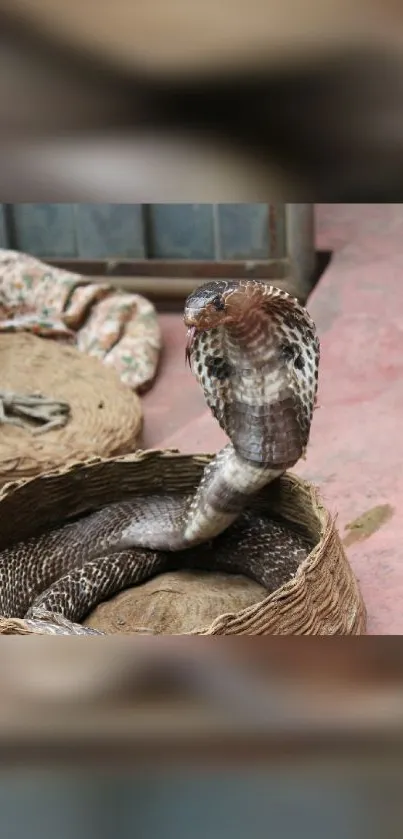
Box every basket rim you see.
[0,449,366,636]
[0,447,320,502]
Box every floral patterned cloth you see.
[0,250,161,392]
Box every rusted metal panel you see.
[74,204,146,258]
[5,203,147,259]
[286,204,316,295]
[216,204,285,259]
[10,203,77,257]
[2,204,302,262]
[145,204,216,259]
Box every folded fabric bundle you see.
[0,249,162,393]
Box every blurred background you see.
[0,636,403,839]
[1,0,403,198]
[0,765,401,839]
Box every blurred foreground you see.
[0,639,402,839]
[0,639,403,764]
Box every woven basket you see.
[0,333,142,485]
[0,450,366,635]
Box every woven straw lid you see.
[0,333,142,484]
[0,450,366,635]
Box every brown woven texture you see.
[0,450,366,635]
[0,333,142,484]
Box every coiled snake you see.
[0,280,320,635]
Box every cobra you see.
[0,280,320,635]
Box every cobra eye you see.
[211,295,225,311]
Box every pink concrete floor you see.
[142,204,403,635]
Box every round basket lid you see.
[0,333,142,484]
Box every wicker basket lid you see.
[0,450,366,636]
[0,333,142,484]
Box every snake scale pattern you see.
[0,280,320,635]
